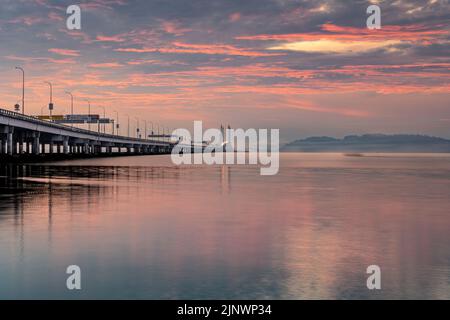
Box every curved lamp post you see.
[44,81,53,120]
[65,91,74,127]
[15,66,25,114]
[85,99,91,131]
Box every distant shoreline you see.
[282,134,450,153]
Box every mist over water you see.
[0,153,449,299]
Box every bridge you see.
[0,108,174,159]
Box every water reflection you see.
[0,154,449,299]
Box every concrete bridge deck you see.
[0,108,174,158]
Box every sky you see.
[0,0,449,142]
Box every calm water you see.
[0,153,449,299]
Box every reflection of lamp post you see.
[15,66,25,115]
[65,91,74,127]
[44,81,53,120]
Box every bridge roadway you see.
[0,108,174,157]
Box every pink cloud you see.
[95,35,126,43]
[89,62,124,68]
[236,23,449,44]
[48,48,80,57]
[8,16,44,26]
[116,42,283,57]
[161,21,192,36]
[229,13,241,22]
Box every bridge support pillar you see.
[7,132,13,155]
[3,138,7,155]
[32,133,40,155]
[63,137,69,154]
[18,136,24,154]
[49,142,54,154]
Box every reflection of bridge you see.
[0,108,174,158]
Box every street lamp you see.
[65,91,74,127]
[85,99,91,131]
[113,110,120,135]
[98,105,106,133]
[135,117,140,139]
[148,121,154,138]
[15,66,25,115]
[113,110,119,135]
[166,127,172,142]
[143,120,147,140]
[126,114,130,137]
[44,81,53,120]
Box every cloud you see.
[238,23,449,54]
[116,42,283,57]
[237,23,449,42]
[229,13,242,22]
[161,21,192,36]
[268,39,405,54]
[8,15,44,26]
[89,62,124,68]
[95,35,126,43]
[48,48,80,57]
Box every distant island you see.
[282,134,450,153]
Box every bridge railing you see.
[0,108,171,145]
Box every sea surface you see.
[0,153,449,299]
